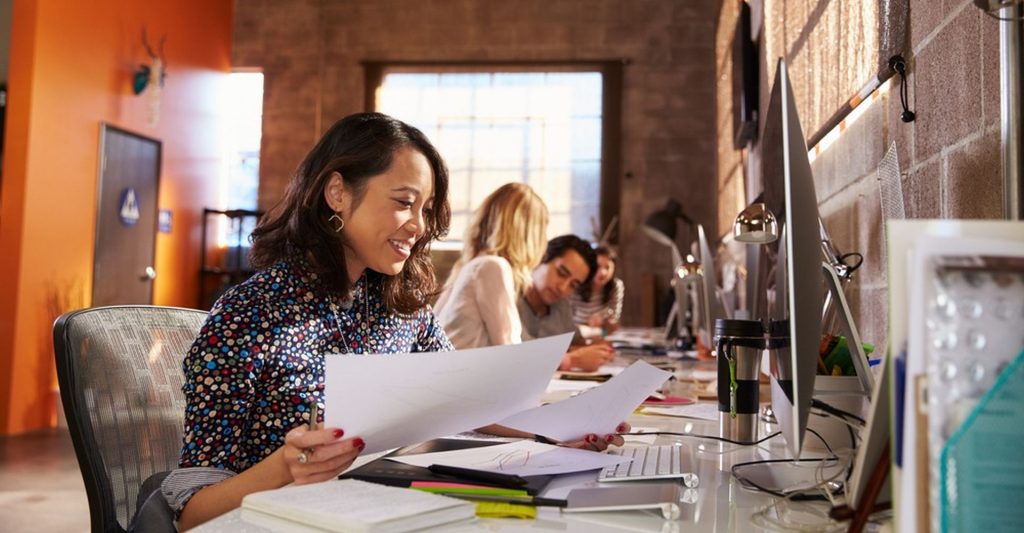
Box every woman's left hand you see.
[559,422,630,451]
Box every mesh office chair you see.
[54,305,207,533]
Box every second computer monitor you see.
[761,58,825,458]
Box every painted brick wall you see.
[715,0,1003,352]
[234,0,721,325]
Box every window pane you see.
[378,70,603,242]
[220,72,263,247]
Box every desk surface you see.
[191,355,851,532]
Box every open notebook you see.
[240,479,475,532]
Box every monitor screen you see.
[760,59,825,458]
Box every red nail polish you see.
[605,434,615,443]
[586,434,597,443]
[333,429,344,439]
[353,437,365,451]
[616,423,627,432]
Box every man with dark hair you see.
[518,234,615,371]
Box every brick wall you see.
[234,0,720,325]
[715,0,1003,351]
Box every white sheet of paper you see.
[498,360,672,442]
[641,402,720,421]
[325,333,572,454]
[546,379,603,393]
[387,440,632,477]
[621,426,661,445]
[683,368,718,382]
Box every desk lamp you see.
[675,254,703,281]
[642,199,693,266]
[733,202,779,244]
[643,199,697,345]
[732,201,778,325]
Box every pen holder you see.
[716,319,764,444]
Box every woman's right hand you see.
[282,425,366,484]
[563,343,615,372]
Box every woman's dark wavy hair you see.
[249,112,451,315]
[579,245,618,303]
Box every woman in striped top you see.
[570,245,624,335]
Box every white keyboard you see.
[598,445,699,487]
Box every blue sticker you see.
[158,209,172,233]
[119,188,140,226]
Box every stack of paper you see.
[240,479,475,532]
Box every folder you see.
[939,350,1024,532]
[341,438,554,495]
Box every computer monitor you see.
[694,224,728,348]
[761,58,825,457]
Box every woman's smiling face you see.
[325,146,435,281]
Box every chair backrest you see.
[54,305,207,533]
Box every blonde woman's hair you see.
[450,182,549,295]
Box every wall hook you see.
[889,55,915,123]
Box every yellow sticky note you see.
[474,502,537,519]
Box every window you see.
[369,64,621,246]
[219,71,263,247]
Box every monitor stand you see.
[664,280,695,349]
[821,261,874,394]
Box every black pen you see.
[443,492,567,507]
[427,464,529,488]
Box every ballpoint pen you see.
[308,401,320,431]
[427,464,529,488]
[299,400,319,463]
[443,492,567,507]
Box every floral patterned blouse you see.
[162,257,452,512]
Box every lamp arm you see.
[670,243,684,270]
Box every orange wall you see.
[0,0,233,434]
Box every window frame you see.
[363,60,623,244]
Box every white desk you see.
[191,356,850,532]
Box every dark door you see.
[92,124,161,305]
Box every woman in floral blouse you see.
[165,113,625,529]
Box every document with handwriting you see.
[325,333,572,454]
[498,360,672,441]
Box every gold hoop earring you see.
[328,213,345,233]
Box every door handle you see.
[140,266,157,281]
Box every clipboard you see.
[340,438,554,495]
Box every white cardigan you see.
[434,255,522,349]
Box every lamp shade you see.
[643,199,688,248]
[733,202,779,243]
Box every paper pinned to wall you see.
[498,360,672,442]
[326,333,572,454]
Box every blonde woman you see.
[434,183,548,349]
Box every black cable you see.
[731,458,839,501]
[889,56,915,123]
[811,398,866,425]
[806,427,836,457]
[619,430,781,447]
[838,252,864,274]
[730,427,848,501]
